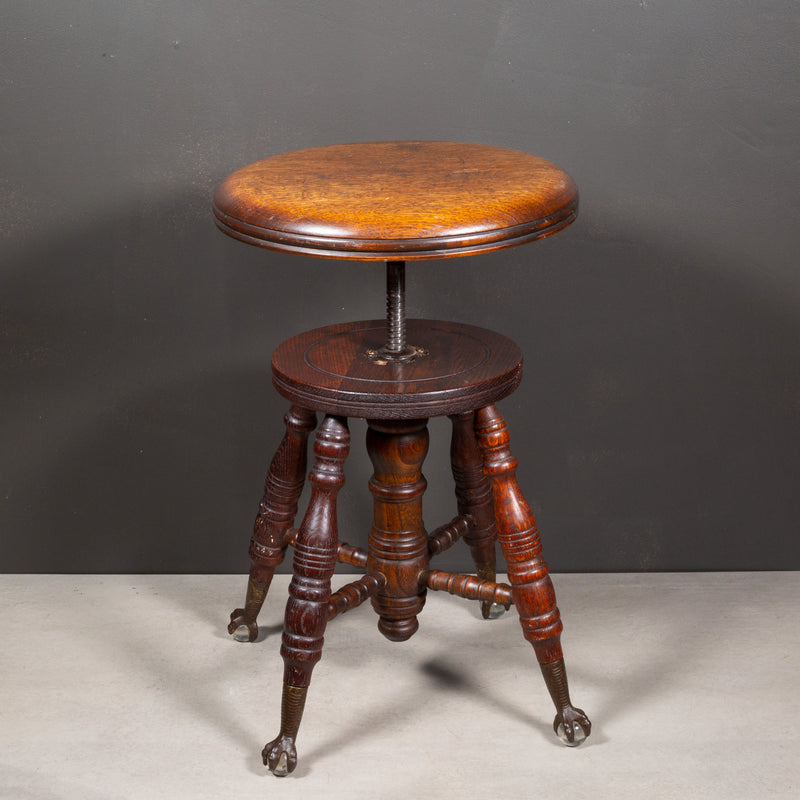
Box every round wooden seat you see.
[213,141,578,260]
[271,319,522,419]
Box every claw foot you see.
[553,706,591,747]
[227,609,258,642]
[262,735,298,777]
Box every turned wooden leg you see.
[449,411,508,619]
[262,415,349,776]
[366,419,430,642]
[475,404,591,745]
[228,406,317,642]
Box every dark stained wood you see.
[365,418,430,642]
[474,404,562,657]
[423,570,513,606]
[326,575,385,621]
[280,414,349,683]
[426,514,471,556]
[216,141,592,771]
[449,411,506,619]
[263,414,350,776]
[334,540,368,569]
[228,406,316,642]
[284,527,370,568]
[272,319,522,419]
[474,404,591,743]
[213,141,578,260]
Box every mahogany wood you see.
[272,319,522,419]
[228,406,316,642]
[474,404,591,742]
[263,414,350,776]
[213,141,578,261]
[366,418,430,642]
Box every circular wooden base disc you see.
[272,319,523,419]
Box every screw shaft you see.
[386,260,406,353]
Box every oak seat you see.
[213,141,578,260]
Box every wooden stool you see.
[213,141,591,776]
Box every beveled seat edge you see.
[271,367,523,419]
[212,203,577,261]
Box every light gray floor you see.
[1,573,797,799]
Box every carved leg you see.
[449,412,508,619]
[366,419,430,642]
[228,406,316,642]
[475,405,591,745]
[263,415,349,776]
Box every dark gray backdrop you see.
[3,1,798,573]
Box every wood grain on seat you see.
[213,141,578,260]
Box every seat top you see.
[213,141,577,261]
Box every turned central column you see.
[366,418,430,641]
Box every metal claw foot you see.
[227,608,258,642]
[553,706,591,747]
[262,735,298,777]
[539,659,591,746]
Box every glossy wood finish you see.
[326,574,384,622]
[213,141,578,260]
[474,404,563,659]
[474,404,591,743]
[228,406,316,642]
[366,419,430,642]
[272,319,522,419]
[426,514,471,557]
[423,569,513,606]
[245,397,592,774]
[263,415,350,776]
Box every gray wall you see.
[2,1,798,573]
